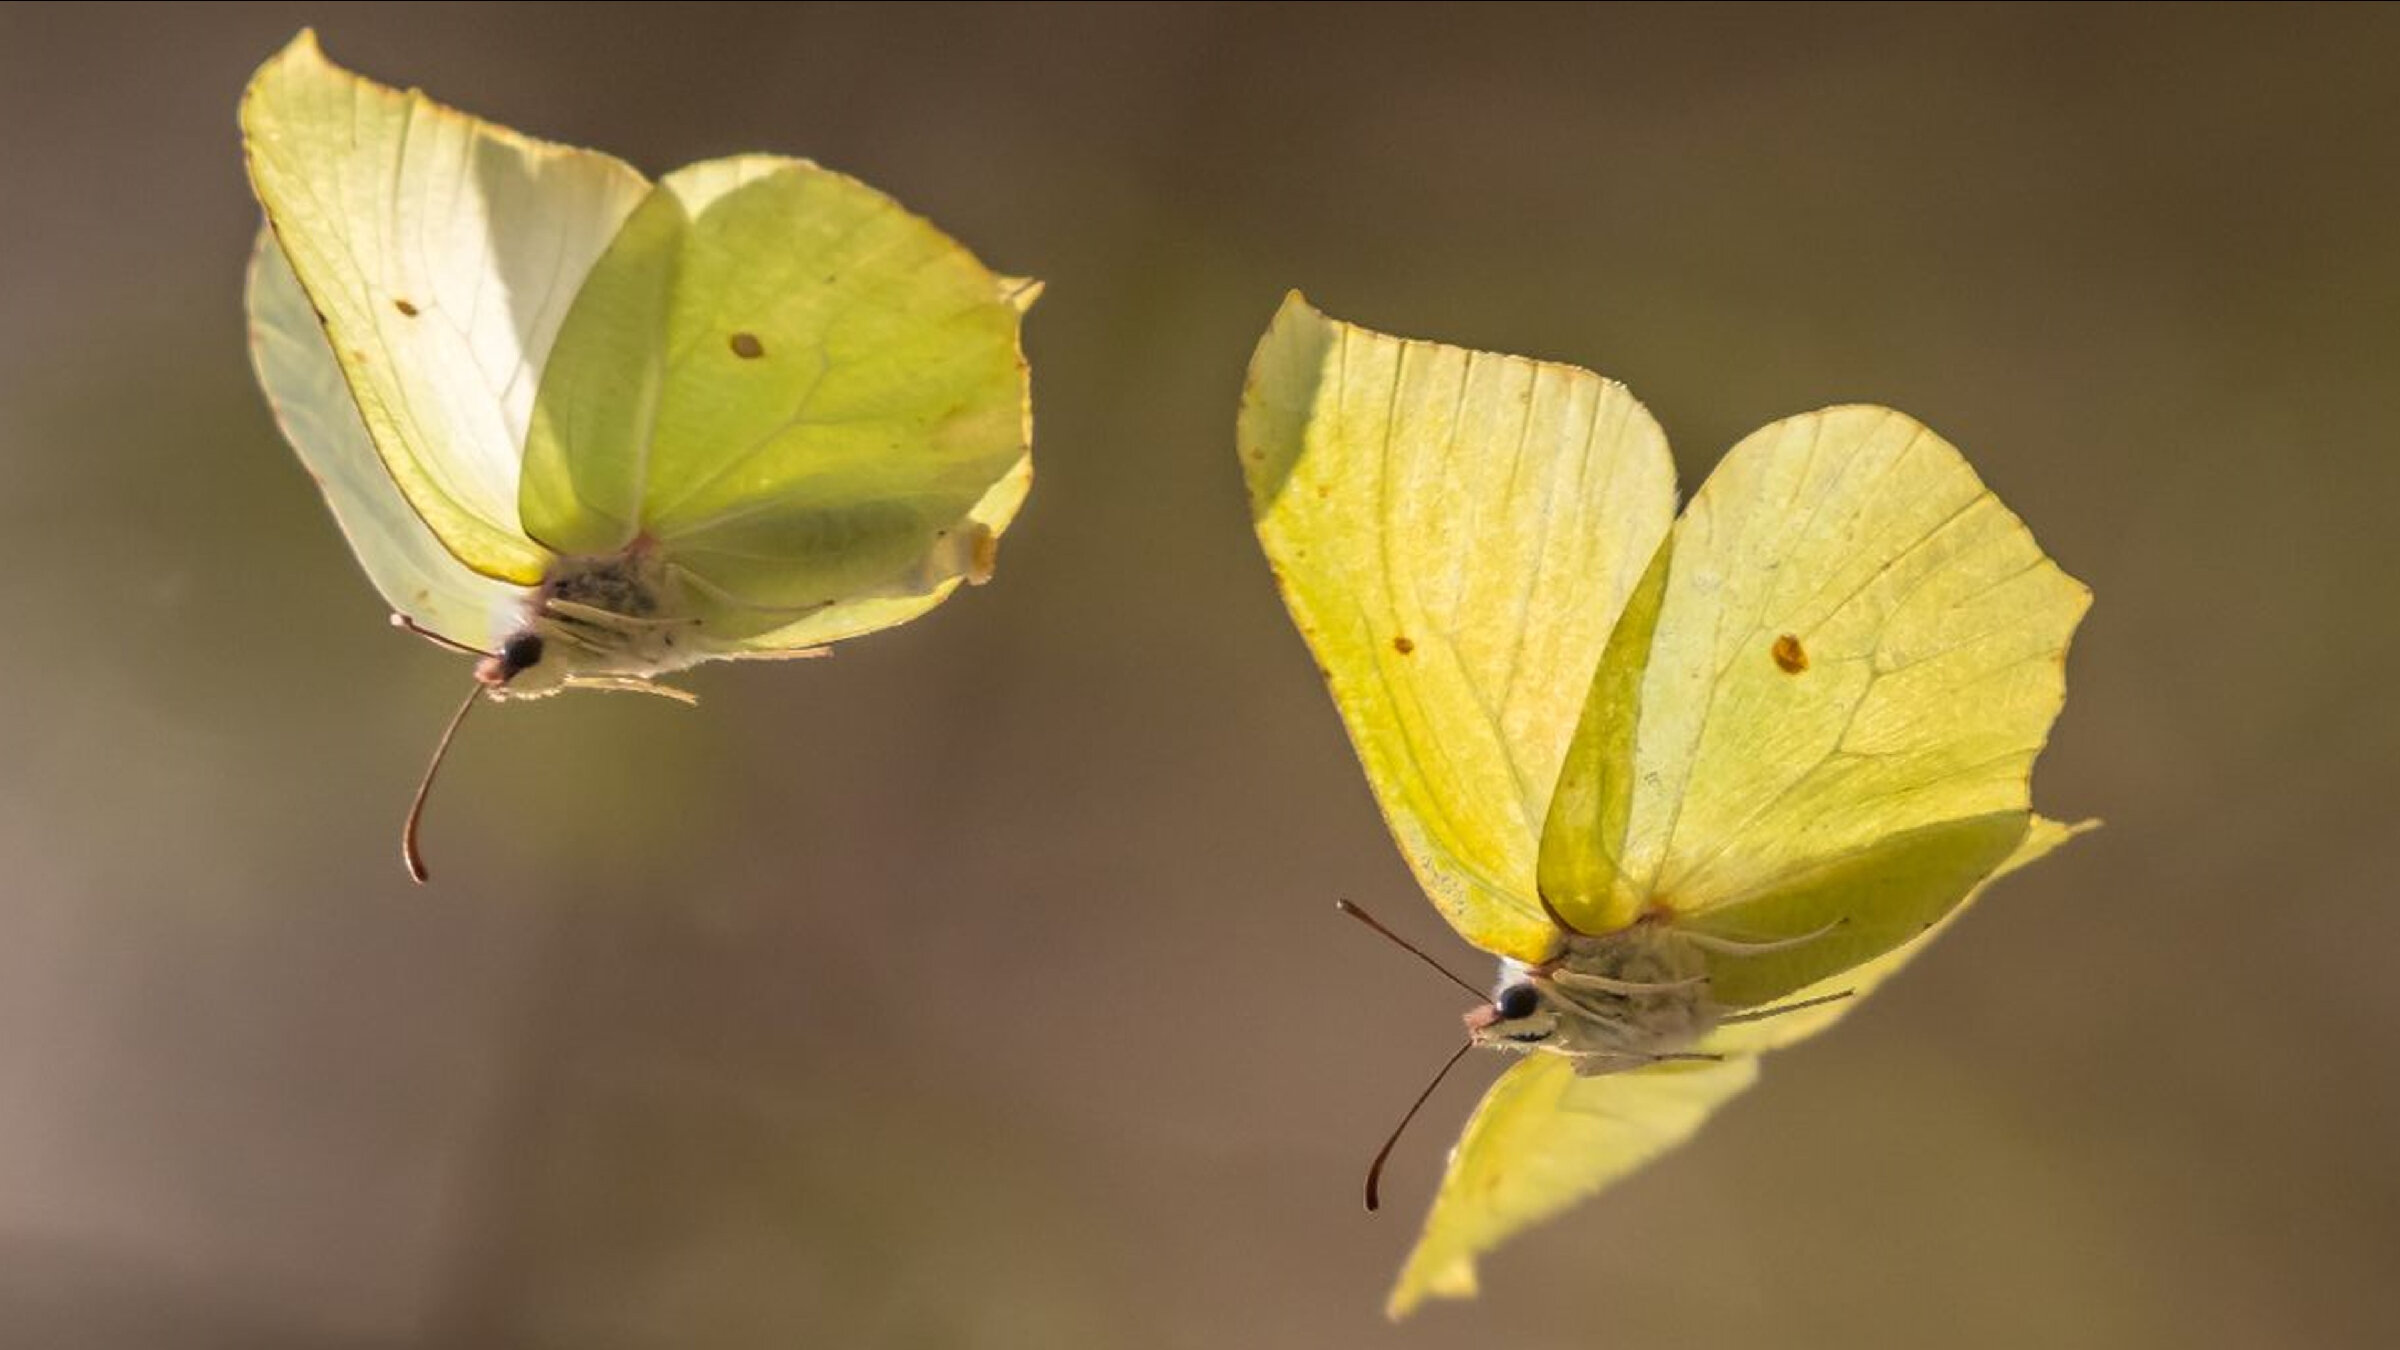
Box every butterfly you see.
[1236,294,2091,1318]
[241,33,1037,879]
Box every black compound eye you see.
[1495,983,1540,1021]
[500,633,545,675]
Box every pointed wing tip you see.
[999,276,1045,313]
[254,27,330,86]
[1248,291,1339,374]
[243,29,323,127]
[272,27,324,62]
[1265,289,1334,342]
[1384,1261,1475,1321]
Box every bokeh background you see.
[4,3,2397,1347]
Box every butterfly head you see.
[475,630,548,691]
[1466,978,1560,1049]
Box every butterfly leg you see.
[544,598,708,632]
[1570,1048,1726,1077]
[1677,917,1846,957]
[718,646,832,663]
[1715,990,1857,1025]
[670,566,838,619]
[559,675,701,705]
[540,623,618,657]
[1546,968,1709,995]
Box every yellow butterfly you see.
[1237,294,2091,1318]
[240,34,1035,878]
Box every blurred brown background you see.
[3,3,2396,1347]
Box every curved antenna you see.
[390,612,493,658]
[402,682,483,884]
[1364,1039,1475,1212]
[1335,899,1485,1000]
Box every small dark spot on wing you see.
[1392,635,1415,655]
[730,332,765,359]
[394,298,419,317]
[1772,633,1809,674]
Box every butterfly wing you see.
[1388,1054,1758,1319]
[515,155,1036,647]
[694,444,1033,654]
[1238,296,1677,962]
[1537,406,2090,1002]
[246,232,528,646]
[1391,818,2091,1318]
[239,30,649,585]
[1702,813,2096,1054]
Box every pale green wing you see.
[1703,814,2096,1054]
[1389,1054,1758,1319]
[240,30,650,584]
[1239,296,1677,963]
[246,232,527,645]
[517,155,1035,644]
[696,450,1034,653]
[1537,406,2089,990]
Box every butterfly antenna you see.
[390,612,493,658]
[1364,1039,1475,1213]
[402,681,484,884]
[1335,899,1486,1000]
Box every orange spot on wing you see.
[1392,635,1415,655]
[1771,633,1808,674]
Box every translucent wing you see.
[1703,814,2096,1054]
[516,155,1036,645]
[702,449,1034,654]
[239,30,649,584]
[1390,819,2093,1318]
[1389,1054,1758,1319]
[1538,406,2089,996]
[246,232,526,646]
[1239,296,1677,962]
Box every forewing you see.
[247,232,527,646]
[1388,1054,1757,1319]
[1541,405,2088,967]
[1239,296,1677,962]
[240,30,649,583]
[518,155,1034,643]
